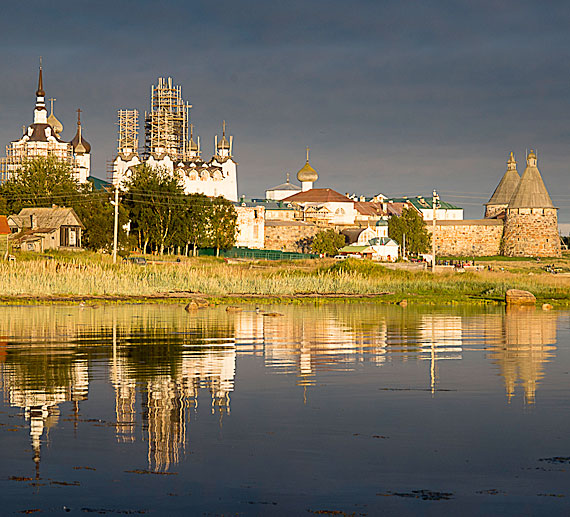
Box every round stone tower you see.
[502,150,561,257]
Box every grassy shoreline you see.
[2,252,570,307]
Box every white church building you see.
[0,66,92,184]
[112,77,238,202]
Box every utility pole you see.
[112,184,119,264]
[431,189,439,272]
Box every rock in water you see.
[542,303,553,311]
[505,289,536,306]
[226,306,243,312]
[195,298,210,308]
[398,300,408,307]
[184,301,199,311]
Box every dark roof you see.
[341,228,365,244]
[88,176,112,191]
[283,188,353,203]
[71,128,91,154]
[0,216,10,234]
[508,163,554,209]
[24,123,66,143]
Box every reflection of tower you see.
[0,356,89,479]
[489,309,557,404]
[418,315,463,393]
[142,378,186,472]
[131,347,236,471]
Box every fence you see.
[197,247,318,261]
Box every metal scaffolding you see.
[0,141,74,183]
[117,109,139,153]
[144,77,191,160]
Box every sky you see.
[0,0,569,223]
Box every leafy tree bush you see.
[208,196,237,256]
[0,156,80,214]
[388,207,431,255]
[311,229,345,256]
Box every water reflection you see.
[0,304,563,473]
[486,308,558,404]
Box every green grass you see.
[1,253,569,306]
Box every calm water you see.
[0,303,569,516]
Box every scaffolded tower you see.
[144,77,191,160]
[117,109,139,153]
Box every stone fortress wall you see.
[428,220,504,257]
[432,151,561,258]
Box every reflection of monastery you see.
[0,305,561,475]
[0,351,88,478]
[111,341,236,471]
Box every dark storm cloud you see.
[1,0,569,220]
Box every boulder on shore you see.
[505,289,536,306]
[184,301,199,311]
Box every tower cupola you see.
[71,109,91,154]
[47,98,64,137]
[33,64,48,124]
[297,147,318,191]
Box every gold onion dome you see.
[297,160,318,183]
[47,112,63,136]
[527,149,537,160]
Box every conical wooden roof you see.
[508,151,554,208]
[487,152,520,206]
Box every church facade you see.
[0,67,91,184]
[112,77,238,202]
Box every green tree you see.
[0,156,81,213]
[176,194,213,256]
[311,229,345,256]
[124,164,185,254]
[388,207,431,255]
[208,197,237,257]
[74,189,129,251]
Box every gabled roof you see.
[266,181,301,192]
[508,159,554,209]
[283,188,353,203]
[15,207,85,230]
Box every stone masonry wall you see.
[484,204,507,219]
[427,220,504,256]
[502,208,561,257]
[264,222,322,252]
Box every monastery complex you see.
[0,67,564,259]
